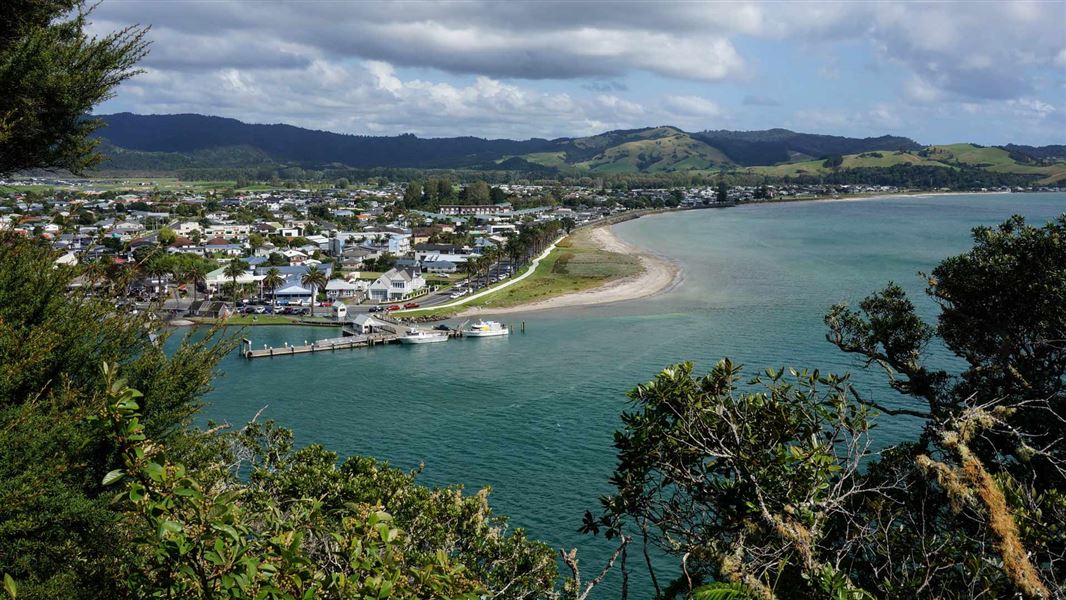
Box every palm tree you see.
[143,258,168,299]
[505,235,526,269]
[223,258,248,305]
[300,265,327,317]
[184,263,207,303]
[262,267,284,312]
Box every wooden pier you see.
[240,328,462,359]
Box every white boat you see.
[398,328,449,344]
[465,320,510,337]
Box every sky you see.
[91,0,1066,145]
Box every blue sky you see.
[91,1,1066,145]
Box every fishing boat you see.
[465,320,510,337]
[398,328,449,344]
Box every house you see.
[325,278,367,301]
[367,267,426,302]
[273,284,313,303]
[348,313,396,334]
[187,300,233,319]
[282,248,308,264]
[331,301,348,321]
[422,260,457,273]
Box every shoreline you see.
[458,221,682,316]
[454,190,1016,316]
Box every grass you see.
[397,228,641,318]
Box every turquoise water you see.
[198,193,1065,598]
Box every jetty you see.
[240,329,466,359]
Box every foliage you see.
[96,365,490,599]
[0,234,232,598]
[0,1,149,175]
[591,215,1066,599]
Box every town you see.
[0,177,1055,327]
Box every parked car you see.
[368,305,382,313]
[403,302,419,309]
[386,305,401,311]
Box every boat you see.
[465,320,510,337]
[398,328,449,344]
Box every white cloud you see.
[663,95,724,118]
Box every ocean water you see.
[197,193,1065,598]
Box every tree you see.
[223,257,248,304]
[461,181,491,205]
[0,1,149,175]
[157,226,176,246]
[402,180,422,207]
[180,261,208,303]
[589,214,1066,599]
[262,267,284,311]
[335,177,349,189]
[560,216,576,234]
[716,177,729,203]
[300,265,327,317]
[0,234,231,598]
[248,232,265,254]
[490,186,508,204]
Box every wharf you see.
[240,328,462,359]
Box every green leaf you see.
[4,573,16,599]
[101,469,125,486]
[692,582,755,600]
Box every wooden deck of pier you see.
[241,328,462,359]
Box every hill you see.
[89,113,1065,183]
[748,144,1066,184]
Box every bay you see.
[198,192,1066,598]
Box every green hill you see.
[88,114,1065,183]
[750,144,1066,184]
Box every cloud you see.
[663,95,723,118]
[86,1,1065,142]
[742,95,780,107]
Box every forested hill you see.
[94,112,558,168]
[90,113,1066,183]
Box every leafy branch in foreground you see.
[0,1,150,175]
[98,361,482,598]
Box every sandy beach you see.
[459,224,682,316]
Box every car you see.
[368,305,382,313]
[403,302,419,309]
[386,305,401,311]
[253,306,267,314]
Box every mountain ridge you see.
[89,113,1066,181]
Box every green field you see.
[397,229,641,318]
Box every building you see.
[367,267,426,302]
[439,204,512,216]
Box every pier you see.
[240,328,463,359]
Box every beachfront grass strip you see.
[397,229,641,318]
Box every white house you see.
[367,267,426,302]
[331,301,348,321]
[325,278,367,300]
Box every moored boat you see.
[398,328,449,344]
[465,320,510,337]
